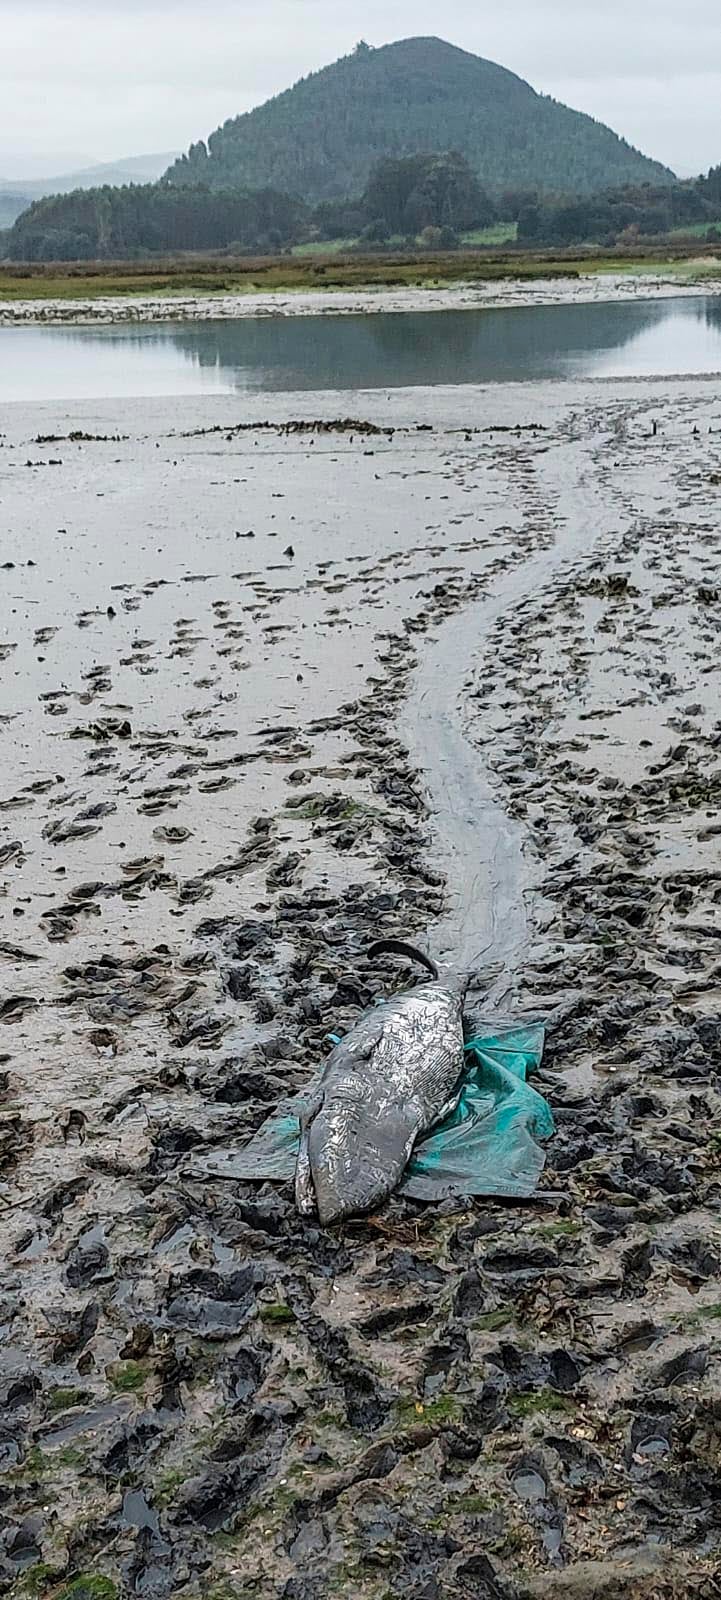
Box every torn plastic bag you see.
[192,1019,554,1203]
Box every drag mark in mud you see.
[404,427,623,985]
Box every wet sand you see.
[3,266,721,326]
[1,379,720,1597]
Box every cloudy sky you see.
[3,0,720,180]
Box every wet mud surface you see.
[0,381,720,1598]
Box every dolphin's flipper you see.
[329,1017,385,1067]
[295,1088,324,1214]
[429,1083,465,1131]
[295,1125,316,1214]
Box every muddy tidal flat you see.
[1,376,720,1600]
[2,266,721,327]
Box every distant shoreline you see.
[2,263,721,325]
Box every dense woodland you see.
[6,152,721,264]
[518,172,721,246]
[6,184,309,262]
[5,153,496,261]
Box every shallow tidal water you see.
[3,293,721,400]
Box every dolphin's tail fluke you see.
[367,939,439,981]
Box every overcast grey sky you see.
[3,0,719,180]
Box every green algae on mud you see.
[17,1577,119,1600]
[46,1387,91,1414]
[257,1301,296,1325]
[507,1388,575,1419]
[55,1579,118,1600]
[394,1394,463,1428]
[473,1308,514,1331]
[104,1359,150,1393]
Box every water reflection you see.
[2,295,721,402]
[87,301,671,389]
[695,298,721,331]
[580,295,721,379]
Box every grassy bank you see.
[1,243,720,301]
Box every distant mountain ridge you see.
[0,153,178,227]
[165,36,674,201]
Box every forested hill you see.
[165,37,675,201]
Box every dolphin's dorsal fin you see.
[367,939,439,980]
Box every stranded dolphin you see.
[295,939,470,1224]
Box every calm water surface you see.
[3,296,721,401]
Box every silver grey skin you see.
[295,940,470,1225]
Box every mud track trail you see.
[405,416,635,981]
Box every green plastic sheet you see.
[192,1019,553,1202]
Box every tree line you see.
[518,177,721,247]
[5,153,495,261]
[5,154,721,263]
[5,184,309,262]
